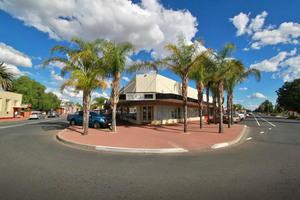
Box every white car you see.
[29,113,45,120]
[238,112,245,120]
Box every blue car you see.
[67,111,111,129]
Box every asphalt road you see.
[0,115,299,200]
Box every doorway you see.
[142,106,152,122]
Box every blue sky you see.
[0,0,299,110]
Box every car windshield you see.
[31,113,38,115]
[91,112,104,117]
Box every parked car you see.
[67,111,111,129]
[232,114,241,123]
[29,113,45,120]
[48,111,60,118]
[234,111,245,121]
[207,114,229,123]
[40,111,46,116]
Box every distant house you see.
[118,74,212,125]
[60,104,81,115]
[0,90,26,118]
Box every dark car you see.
[48,111,60,118]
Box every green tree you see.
[92,97,107,109]
[276,78,300,113]
[43,37,107,135]
[0,62,13,91]
[189,53,212,129]
[213,42,237,133]
[39,92,61,111]
[233,104,244,111]
[102,41,135,132]
[255,100,273,113]
[161,36,210,133]
[224,59,261,127]
[11,76,45,109]
[11,76,60,110]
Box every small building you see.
[60,105,81,115]
[0,90,24,118]
[118,74,212,125]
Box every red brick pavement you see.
[60,121,244,151]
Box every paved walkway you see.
[0,117,29,122]
[58,120,246,153]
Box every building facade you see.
[0,90,23,118]
[118,74,212,125]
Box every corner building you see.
[118,74,212,125]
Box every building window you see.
[14,100,19,107]
[144,94,153,99]
[5,99,11,111]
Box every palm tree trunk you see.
[213,94,217,124]
[197,82,204,129]
[218,81,224,133]
[182,74,188,133]
[230,92,234,125]
[83,90,91,135]
[111,76,120,132]
[206,85,210,125]
[227,94,231,128]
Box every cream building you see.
[0,90,23,118]
[118,74,212,125]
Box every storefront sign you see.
[126,93,156,101]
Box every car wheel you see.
[93,121,100,129]
[70,119,76,125]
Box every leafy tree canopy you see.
[276,79,300,113]
[11,76,61,110]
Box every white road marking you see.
[253,114,260,126]
[258,116,277,127]
[246,137,252,141]
[260,131,264,134]
[269,128,272,130]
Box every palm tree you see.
[101,41,135,132]
[128,35,210,133]
[189,54,212,129]
[43,37,107,135]
[162,36,210,133]
[0,62,13,90]
[213,42,236,133]
[92,97,107,110]
[225,60,261,127]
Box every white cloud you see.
[247,11,268,35]
[247,93,268,99]
[62,86,83,98]
[245,102,259,110]
[238,87,248,91]
[250,49,296,72]
[251,22,300,49]
[230,11,300,49]
[0,42,32,68]
[4,63,26,78]
[229,12,249,36]
[122,76,130,82]
[91,92,109,99]
[277,54,300,82]
[50,70,65,82]
[45,87,70,102]
[250,51,288,72]
[0,0,198,58]
[48,61,65,69]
